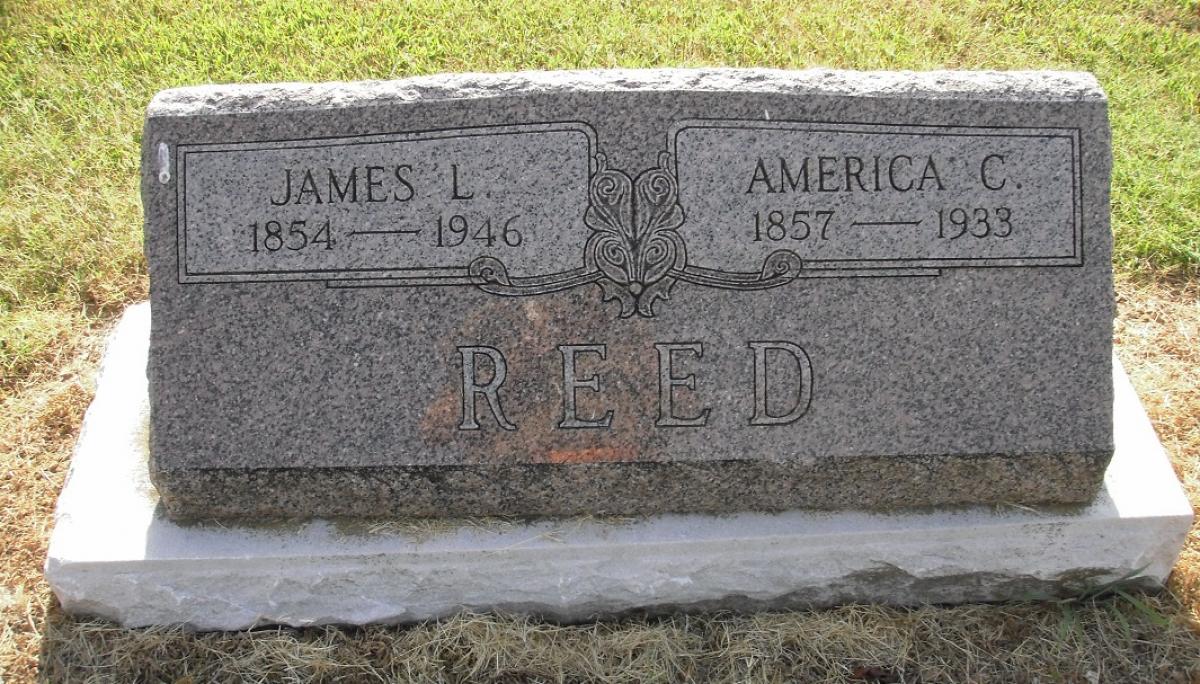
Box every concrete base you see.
[46,303,1193,630]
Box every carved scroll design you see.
[673,251,803,291]
[470,257,601,297]
[468,149,803,317]
[582,151,688,317]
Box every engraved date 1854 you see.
[247,213,525,254]
[249,219,334,253]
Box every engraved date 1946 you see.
[247,213,525,254]
[435,214,522,247]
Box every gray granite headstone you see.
[142,69,1113,520]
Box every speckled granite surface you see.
[142,69,1113,520]
[49,304,1189,629]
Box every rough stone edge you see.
[44,302,1194,629]
[150,450,1112,521]
[146,68,1106,117]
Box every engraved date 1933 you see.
[748,207,1016,243]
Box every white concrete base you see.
[46,303,1193,630]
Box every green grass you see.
[0,2,1198,680]
[0,0,1198,383]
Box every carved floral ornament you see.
[469,150,803,318]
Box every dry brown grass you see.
[1116,274,1200,626]
[0,327,106,683]
[0,276,1196,682]
[34,602,1200,683]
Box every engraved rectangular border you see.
[667,119,1084,270]
[175,122,597,285]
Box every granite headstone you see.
[142,69,1113,519]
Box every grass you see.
[2,0,1199,385]
[33,603,1200,682]
[0,0,1198,681]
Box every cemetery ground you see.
[2,0,1198,681]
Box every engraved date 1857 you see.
[752,209,834,242]
[747,207,1016,244]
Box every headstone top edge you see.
[146,68,1106,117]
